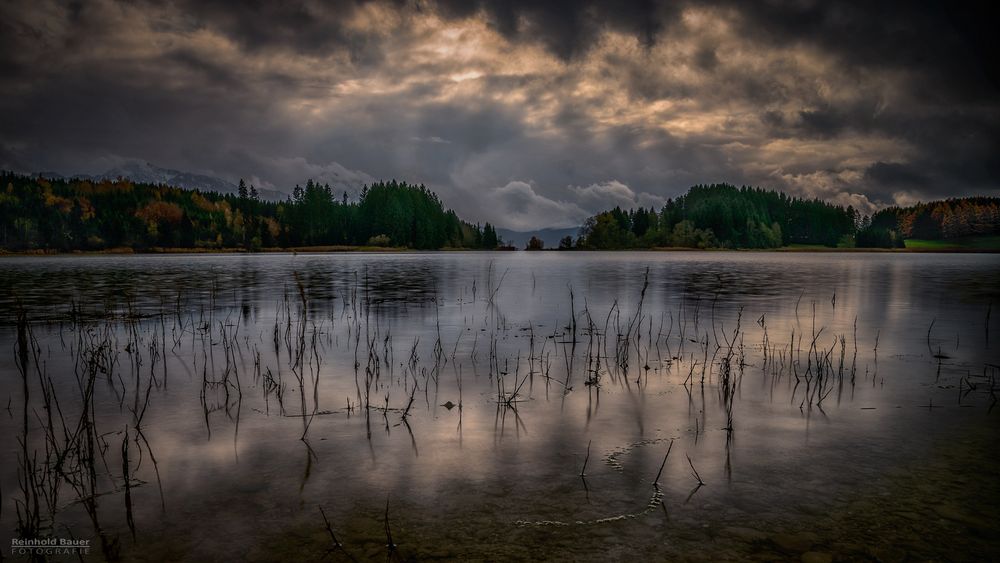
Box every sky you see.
[1,0,997,230]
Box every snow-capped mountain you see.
[42,161,288,201]
[101,161,237,193]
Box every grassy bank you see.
[904,235,1000,250]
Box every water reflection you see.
[0,251,998,560]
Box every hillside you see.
[576,184,858,249]
[0,172,499,251]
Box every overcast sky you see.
[1,0,997,229]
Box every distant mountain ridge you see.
[39,161,287,202]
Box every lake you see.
[1,251,998,561]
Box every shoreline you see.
[2,245,999,256]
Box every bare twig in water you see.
[654,439,675,486]
[384,495,396,553]
[986,302,992,346]
[319,506,358,562]
[686,454,705,486]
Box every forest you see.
[857,197,1000,248]
[575,184,1000,250]
[0,172,500,251]
[576,184,858,249]
[1,172,997,251]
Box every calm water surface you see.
[1,252,998,561]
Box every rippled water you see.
[1,251,998,561]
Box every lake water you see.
[1,252,998,561]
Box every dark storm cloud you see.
[728,0,999,103]
[865,161,929,190]
[435,0,677,60]
[0,0,997,227]
[164,48,243,89]
[162,0,388,64]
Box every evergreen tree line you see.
[3,171,996,252]
[0,172,502,251]
[576,184,858,249]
